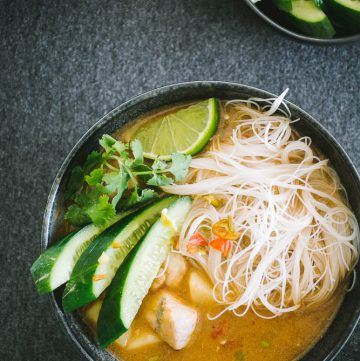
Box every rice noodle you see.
[163,91,359,318]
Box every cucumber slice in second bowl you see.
[286,0,336,38]
[62,196,177,313]
[273,0,293,11]
[325,0,360,32]
[97,196,192,348]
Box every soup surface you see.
[111,265,342,361]
[80,100,349,361]
[83,261,343,361]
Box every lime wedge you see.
[133,98,219,160]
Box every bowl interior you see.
[44,82,360,361]
[244,0,360,44]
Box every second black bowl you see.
[244,0,360,44]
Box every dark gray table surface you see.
[1,0,359,360]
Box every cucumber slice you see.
[286,0,336,38]
[97,196,192,348]
[30,214,127,294]
[325,0,360,32]
[62,196,177,313]
[314,0,325,9]
[273,0,293,11]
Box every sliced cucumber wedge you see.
[31,214,127,294]
[314,0,325,9]
[273,0,293,11]
[62,196,177,313]
[286,0,336,38]
[97,196,192,348]
[325,0,360,32]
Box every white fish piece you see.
[146,290,198,350]
[165,253,187,288]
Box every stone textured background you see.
[1,0,359,360]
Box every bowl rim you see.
[41,81,360,361]
[244,0,360,45]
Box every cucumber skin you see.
[314,0,325,9]
[285,11,336,38]
[325,0,360,32]
[97,196,192,348]
[62,197,177,313]
[273,0,293,11]
[62,221,130,312]
[97,237,142,347]
[30,231,77,294]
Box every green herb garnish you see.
[260,339,270,349]
[147,356,160,361]
[64,134,191,228]
[234,351,244,361]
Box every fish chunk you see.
[165,253,187,288]
[146,291,198,350]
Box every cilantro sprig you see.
[64,134,191,228]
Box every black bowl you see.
[244,0,360,44]
[42,81,360,361]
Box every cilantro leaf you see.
[83,151,102,173]
[74,188,101,208]
[152,158,167,171]
[133,163,152,182]
[125,188,157,207]
[86,195,116,228]
[113,139,128,155]
[65,204,91,226]
[100,134,128,158]
[65,166,84,199]
[64,135,192,229]
[147,174,173,186]
[85,168,104,186]
[102,170,130,207]
[130,139,143,165]
[65,190,116,228]
[99,134,117,153]
[168,153,192,181]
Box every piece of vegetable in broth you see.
[30,211,130,294]
[164,253,188,288]
[234,351,245,361]
[189,271,214,306]
[209,238,232,257]
[97,196,192,348]
[187,231,208,253]
[62,196,177,313]
[212,217,239,240]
